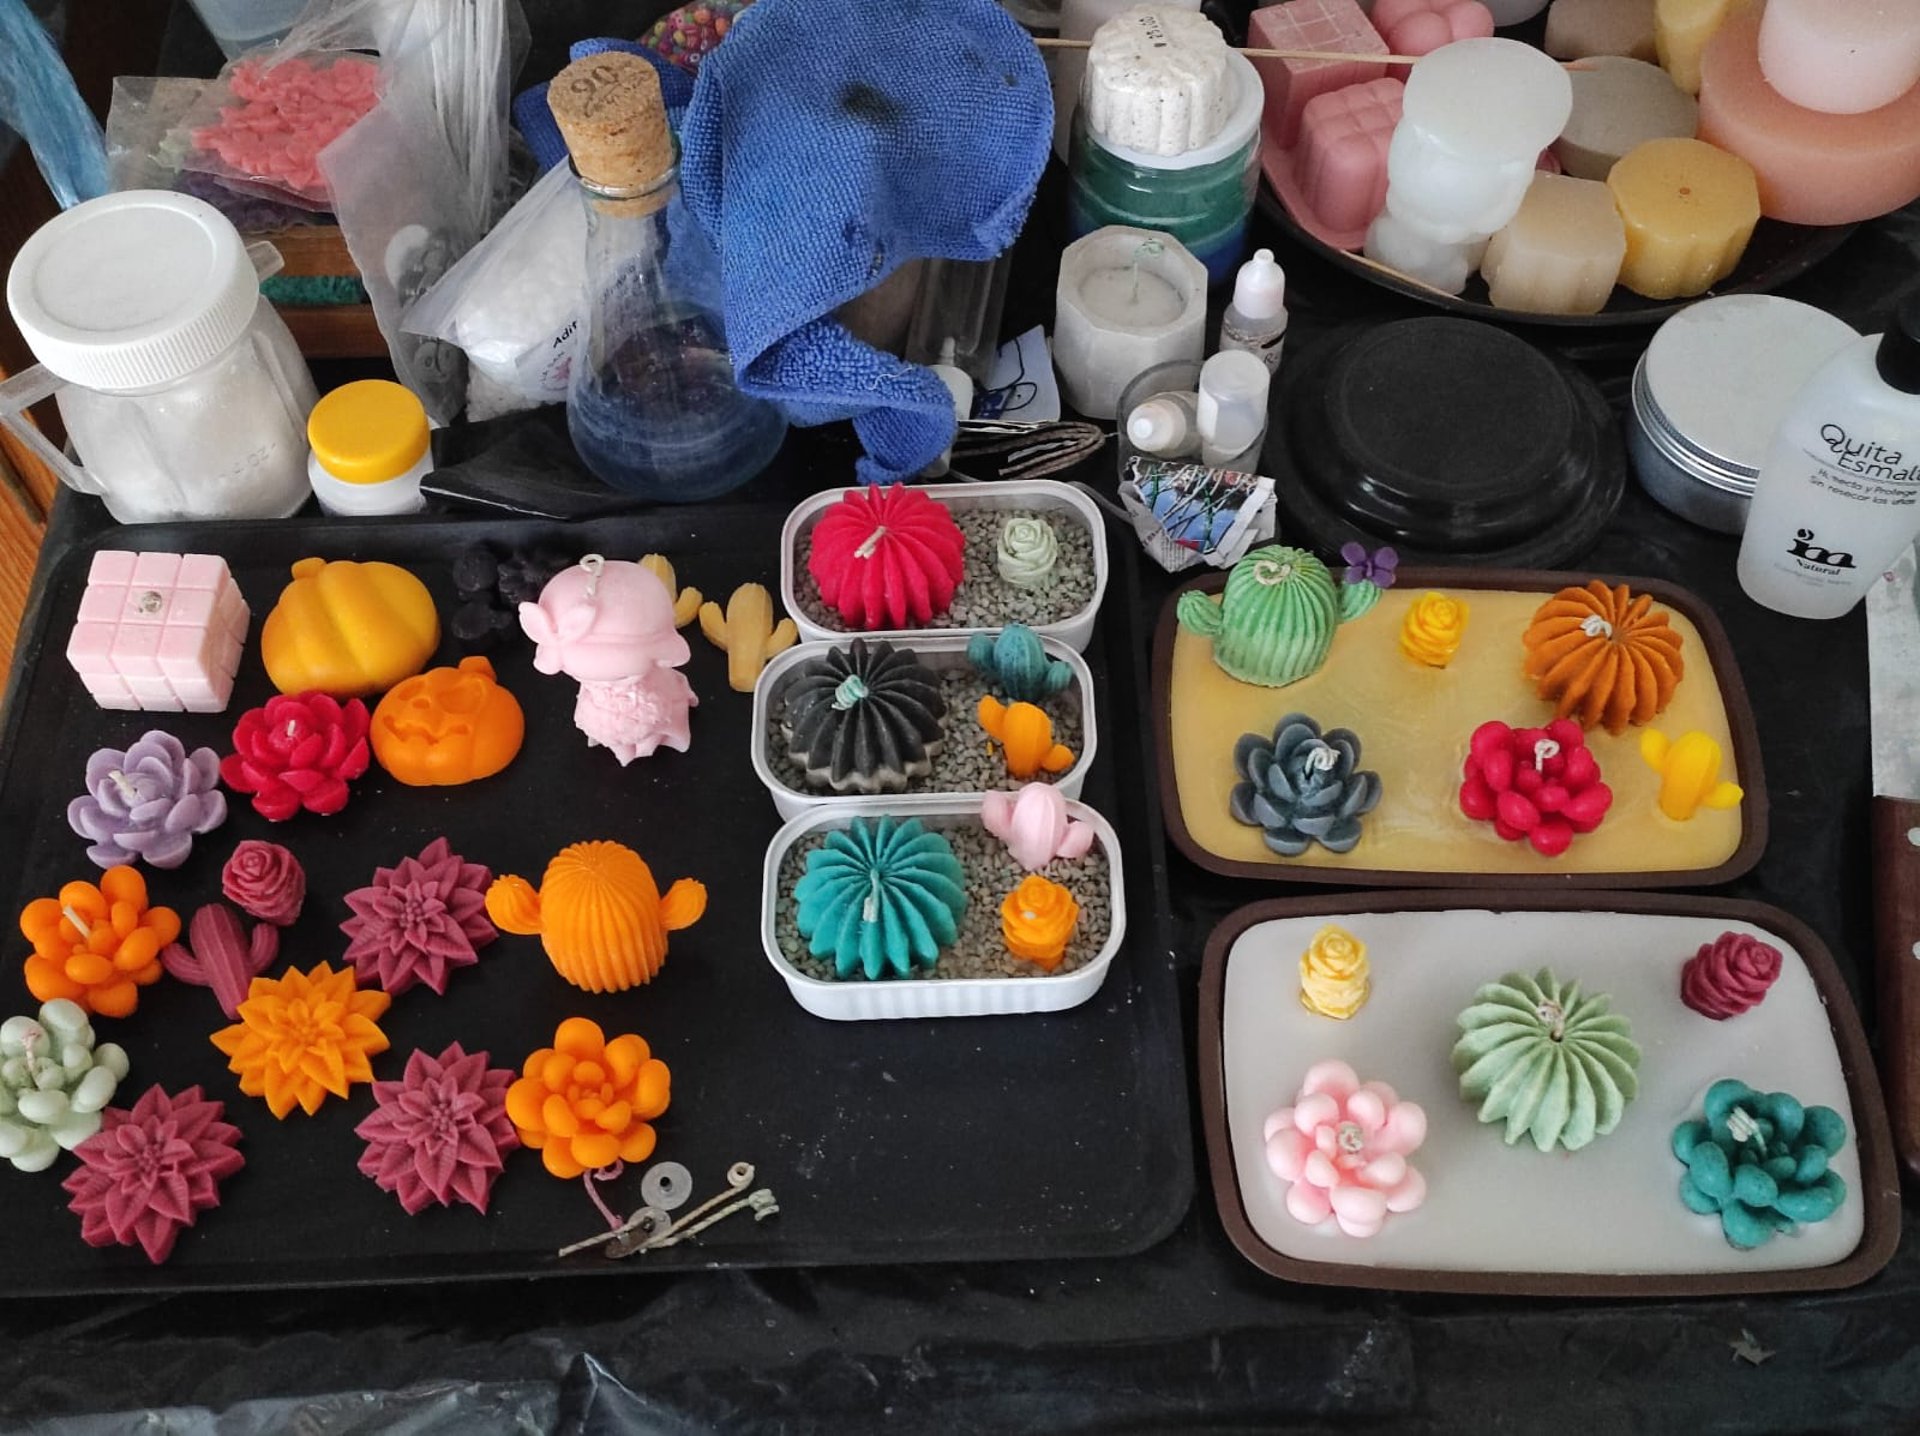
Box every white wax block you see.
[1758,0,1920,116]
[1384,121,1537,238]
[1482,172,1628,314]
[1401,37,1573,160]
[1365,209,1480,292]
[1084,5,1232,155]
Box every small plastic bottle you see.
[923,339,974,477]
[1125,391,1202,458]
[1197,349,1271,468]
[1217,248,1288,372]
[1737,292,1920,619]
[307,379,431,516]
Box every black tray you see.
[0,503,1191,1295]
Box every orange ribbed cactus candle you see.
[485,841,706,993]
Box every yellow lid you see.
[307,380,431,484]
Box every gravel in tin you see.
[794,509,1094,632]
[766,667,1085,796]
[774,822,1112,983]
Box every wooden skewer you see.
[1032,34,1427,64]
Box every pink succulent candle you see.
[1263,1059,1427,1238]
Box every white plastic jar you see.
[307,379,432,515]
[4,190,318,524]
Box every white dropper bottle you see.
[1218,248,1289,373]
[1126,391,1202,458]
[1197,349,1271,468]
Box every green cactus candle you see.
[1176,545,1384,687]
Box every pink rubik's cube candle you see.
[66,551,250,712]
[1250,0,1391,150]
[1264,77,1404,250]
[1696,4,1920,226]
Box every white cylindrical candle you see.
[1758,0,1920,116]
[1054,226,1209,419]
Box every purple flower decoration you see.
[340,837,496,996]
[62,1084,245,1264]
[354,1043,520,1215]
[1340,543,1399,590]
[67,732,227,869]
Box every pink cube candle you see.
[1758,0,1920,117]
[1697,5,1920,226]
[1370,0,1495,80]
[1264,77,1404,250]
[1250,0,1391,150]
[66,551,249,712]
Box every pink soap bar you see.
[1250,0,1391,150]
[1697,6,1920,226]
[1371,0,1495,80]
[1263,77,1404,250]
[66,550,249,712]
[1758,0,1920,117]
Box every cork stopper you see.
[547,52,674,192]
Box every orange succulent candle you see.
[209,961,392,1117]
[999,875,1081,971]
[20,867,179,1018]
[506,1017,671,1178]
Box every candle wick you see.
[1533,738,1561,772]
[108,768,137,802]
[854,526,888,560]
[61,904,92,940]
[580,553,605,601]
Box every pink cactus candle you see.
[66,551,249,712]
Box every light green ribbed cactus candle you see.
[1176,545,1384,687]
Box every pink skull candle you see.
[66,551,249,712]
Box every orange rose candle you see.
[506,1018,671,1178]
[1000,875,1081,971]
[1399,592,1470,668]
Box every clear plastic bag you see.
[402,161,586,421]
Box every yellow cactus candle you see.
[1609,138,1760,301]
[1640,729,1743,821]
[1399,592,1470,668]
[1299,924,1370,1020]
[1655,0,1734,95]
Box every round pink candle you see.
[1758,0,1920,116]
[1698,6,1920,226]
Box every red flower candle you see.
[1680,931,1782,1020]
[1458,718,1612,858]
[220,691,371,822]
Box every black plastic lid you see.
[1875,290,1920,394]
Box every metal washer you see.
[640,1161,693,1212]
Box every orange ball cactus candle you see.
[486,841,706,993]
[506,1017,671,1177]
[209,962,392,1117]
[999,875,1081,971]
[20,867,179,1017]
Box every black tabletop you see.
[14,4,1920,1426]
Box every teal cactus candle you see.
[1177,545,1386,687]
[967,624,1073,705]
[795,817,968,981]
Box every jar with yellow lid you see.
[306,379,432,516]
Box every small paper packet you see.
[1120,457,1277,573]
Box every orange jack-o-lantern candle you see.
[370,656,525,786]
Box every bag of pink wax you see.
[179,53,382,209]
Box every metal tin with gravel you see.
[752,636,1097,821]
[781,480,1110,652]
[762,797,1127,1020]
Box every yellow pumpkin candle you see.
[1299,924,1370,1020]
[1608,137,1760,301]
[1640,728,1743,821]
[1399,592,1470,668]
[261,557,440,698]
[1000,875,1080,971]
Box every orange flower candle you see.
[20,867,179,1017]
[210,962,391,1117]
[506,1017,671,1178]
[1399,592,1471,668]
[999,875,1081,971]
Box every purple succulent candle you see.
[67,732,226,870]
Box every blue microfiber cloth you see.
[679,0,1052,483]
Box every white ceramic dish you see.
[1218,907,1870,1281]
[760,795,1126,1021]
[780,479,1110,652]
[750,635,1098,821]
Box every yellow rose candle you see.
[1000,875,1080,971]
[1299,924,1370,1019]
[1399,592,1470,668]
